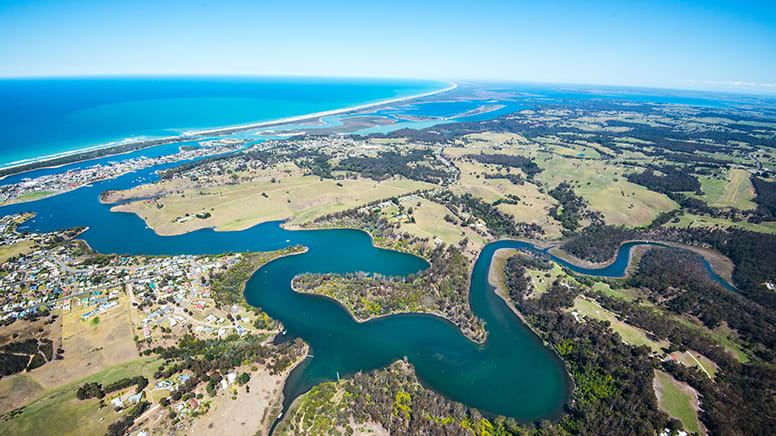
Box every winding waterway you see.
[0,152,736,425]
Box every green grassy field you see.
[4,190,55,204]
[654,370,701,435]
[669,212,776,234]
[669,350,719,379]
[445,136,678,232]
[445,148,565,238]
[0,357,160,436]
[525,263,564,298]
[573,297,667,352]
[673,317,750,364]
[114,173,434,235]
[590,281,641,302]
[535,153,677,228]
[587,283,749,366]
[396,198,487,248]
[0,240,37,263]
[694,168,756,210]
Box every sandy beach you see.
[0,82,457,177]
[193,81,457,136]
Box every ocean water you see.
[0,76,445,168]
[4,77,769,170]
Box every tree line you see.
[336,149,452,184]
[464,152,543,179]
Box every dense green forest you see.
[483,172,525,185]
[751,176,776,219]
[293,244,486,341]
[336,149,452,183]
[655,227,776,312]
[561,225,642,262]
[504,254,552,300]
[626,165,702,194]
[508,276,672,434]
[0,338,55,376]
[629,248,776,354]
[509,248,776,435]
[562,225,776,316]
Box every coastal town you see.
[0,210,306,435]
[0,139,249,206]
[0,213,243,328]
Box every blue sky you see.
[1,0,775,93]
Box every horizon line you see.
[1,73,776,98]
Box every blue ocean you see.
[0,76,445,168]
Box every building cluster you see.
[129,254,247,336]
[0,217,82,319]
[286,136,378,158]
[0,141,245,205]
[0,216,236,330]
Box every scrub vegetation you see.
[293,243,486,342]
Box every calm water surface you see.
[0,147,738,422]
[1,166,574,421]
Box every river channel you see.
[0,153,735,424]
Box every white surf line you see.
[0,137,157,171]
[0,82,457,174]
[191,81,459,136]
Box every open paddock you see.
[573,297,668,353]
[653,370,703,435]
[112,173,434,236]
[0,357,160,436]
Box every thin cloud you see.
[691,80,776,89]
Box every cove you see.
[250,239,573,425]
[253,238,733,425]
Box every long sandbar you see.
[0,82,457,178]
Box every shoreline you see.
[288,272,487,344]
[547,239,734,284]
[194,81,458,136]
[290,280,451,327]
[486,247,557,342]
[0,82,457,178]
[0,137,189,180]
[260,342,310,436]
[100,201,738,289]
[0,136,156,170]
[485,246,577,418]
